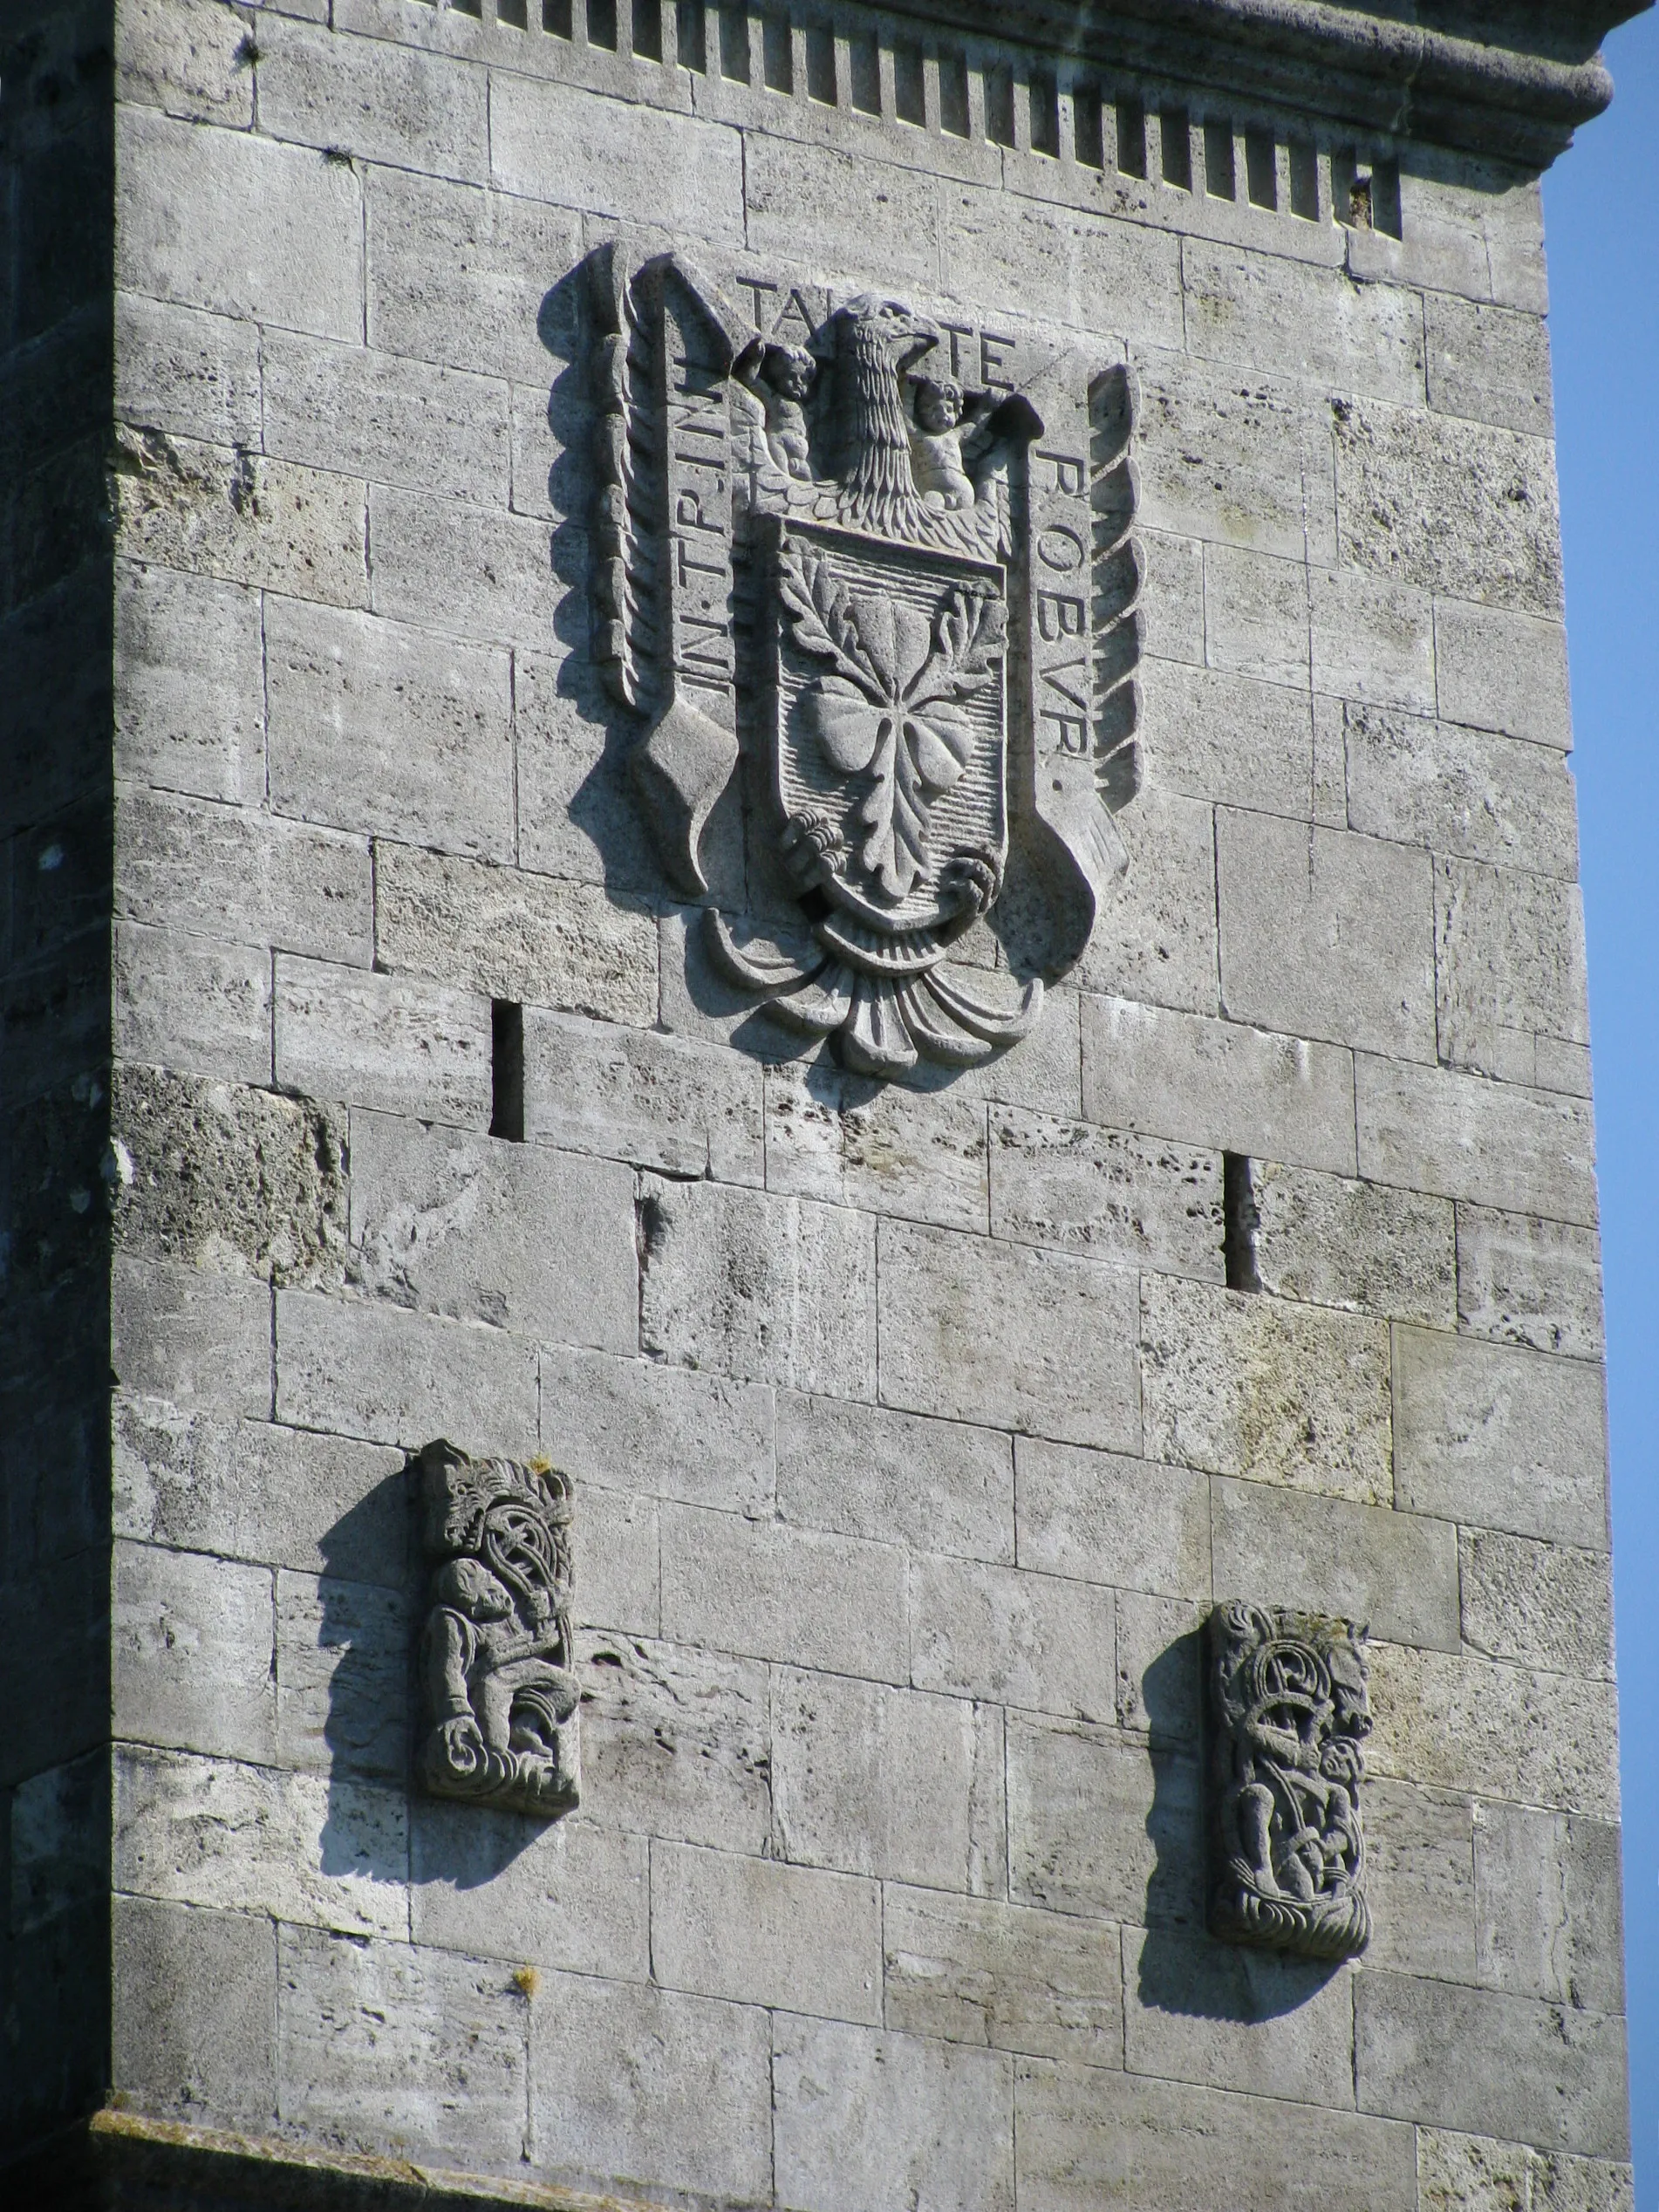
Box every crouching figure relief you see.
[1205,1601,1371,1961]
[414,1439,579,1819]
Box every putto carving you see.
[585,247,1142,1079]
[414,1440,579,1819]
[1205,1601,1371,1961]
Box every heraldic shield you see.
[584,246,1144,1079]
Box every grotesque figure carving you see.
[1205,1601,1370,1961]
[414,1440,579,1819]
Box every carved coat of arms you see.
[587,249,1141,1078]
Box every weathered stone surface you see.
[941,181,1182,349]
[911,1554,1116,1723]
[662,1505,906,1684]
[113,1397,407,1584]
[411,1807,649,1984]
[778,1393,1010,1562]
[640,1177,874,1397]
[368,485,563,645]
[1115,1590,1206,1743]
[1435,600,1574,749]
[1531,2152,1638,2211]
[114,560,263,805]
[263,330,509,504]
[1355,1968,1628,2159]
[989,1109,1221,1280]
[277,1924,526,2167]
[1123,1926,1355,2108]
[878,1221,1138,1450]
[113,427,367,608]
[377,848,657,1026]
[1211,1478,1458,1650]
[112,1896,276,2128]
[1436,857,1588,1085]
[765,1066,989,1234]
[265,601,514,863]
[1456,1205,1604,1359]
[493,72,744,244]
[545,1347,773,1519]
[275,1287,537,1457]
[747,134,943,296]
[1075,788,1220,1017]
[115,1744,408,1937]
[1251,1158,1456,1327]
[114,918,272,1086]
[1081,994,1356,1175]
[117,0,252,126]
[1355,1055,1597,1225]
[1007,1714,1202,1929]
[774,1668,1004,1894]
[1140,1276,1392,1504]
[1474,1802,1624,2014]
[1134,350,1335,566]
[275,1569,413,1781]
[652,1840,881,2024]
[1014,2054,1417,2212]
[274,955,491,1126]
[1217,811,1436,1062]
[527,1015,762,1184]
[116,105,362,342]
[114,1539,275,1763]
[112,1063,345,1285]
[1416,2126,1530,2212]
[347,1110,636,1353]
[1014,1438,1210,1599]
[116,290,261,449]
[257,14,488,181]
[1460,1528,1614,1679]
[529,1970,772,2201]
[1343,700,1579,878]
[1202,543,1308,690]
[576,1630,772,1855]
[1394,1327,1608,1548]
[577,1479,660,1640]
[113,1253,272,1417]
[883,1885,1124,2065]
[1141,659,1314,819]
[1309,564,1437,714]
[1425,293,1553,438]
[1182,240,1424,405]
[1138,529,1205,666]
[1367,1644,1619,1820]
[1362,1777,1477,1982]
[1335,399,1562,615]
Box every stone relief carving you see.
[414,1439,579,1819]
[585,245,1142,1078]
[1205,1601,1371,1961]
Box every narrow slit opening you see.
[543,0,573,31]
[1116,95,1146,179]
[1073,84,1103,169]
[1203,118,1234,199]
[939,50,969,136]
[986,64,1015,147]
[497,0,529,28]
[850,29,880,113]
[492,1001,525,1144]
[678,0,707,71]
[720,3,748,81]
[1223,1154,1261,1293]
[1288,139,1319,219]
[1245,128,1277,208]
[1029,71,1060,158]
[1159,106,1191,190]
[632,0,663,59]
[586,0,618,50]
[805,24,835,102]
[894,42,925,125]
[1372,156,1402,237]
[762,12,791,90]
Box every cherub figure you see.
[906,374,993,511]
[750,341,817,480]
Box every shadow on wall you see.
[1137,1624,1342,2023]
[315,1464,545,1892]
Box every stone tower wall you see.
[2,0,1633,2202]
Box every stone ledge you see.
[3,2107,682,2212]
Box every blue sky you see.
[1544,13,1659,2195]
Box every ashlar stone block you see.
[988,1108,1222,1280]
[1211,1478,1458,1651]
[275,1287,538,1457]
[1393,1326,1608,1548]
[274,955,491,1127]
[1134,350,1335,566]
[368,484,564,646]
[1342,700,1579,879]
[256,16,489,183]
[1460,1527,1614,1679]
[651,1840,881,2024]
[1309,563,1437,715]
[1356,1055,1597,1225]
[1362,1776,1477,1982]
[277,1925,527,2168]
[1181,240,1425,405]
[1435,857,1589,1087]
[346,1109,637,1353]
[878,1220,1138,1451]
[1140,1275,1392,1504]
[115,293,262,451]
[265,600,515,863]
[262,330,510,506]
[1474,1801,1624,2015]
[492,73,744,246]
[661,1504,907,1684]
[275,1568,414,1781]
[1141,659,1314,820]
[1251,1157,1457,1327]
[113,1253,272,1417]
[940,181,1182,350]
[114,560,264,806]
[526,1014,762,1183]
[1456,1204,1604,1360]
[576,1629,772,1855]
[640,1176,874,1397]
[116,0,254,127]
[882,1885,1124,2065]
[1367,1644,1619,1820]
[114,919,272,1088]
[777,1392,1011,1563]
[1014,1437,1211,1600]
[1216,811,1435,1062]
[545,1347,774,1519]
[1074,787,1220,1018]
[911,1554,1116,1724]
[1425,293,1554,438]
[765,1063,990,1234]
[1435,599,1574,749]
[1116,1589,1206,1744]
[774,1668,1004,1895]
[1122,1925,1355,2108]
[113,1895,276,2130]
[411,1806,649,1985]
[113,1539,276,1763]
[1202,543,1309,690]
[1007,1713,1203,1931]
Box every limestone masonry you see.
[0,0,1643,2204]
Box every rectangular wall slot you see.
[587,0,618,49]
[986,64,1016,147]
[805,23,835,102]
[894,42,925,124]
[543,0,573,31]
[632,0,663,59]
[719,3,748,79]
[491,1000,526,1144]
[1116,95,1146,178]
[1223,1153,1261,1292]
[1203,118,1234,198]
[850,29,880,112]
[939,51,970,135]
[1073,84,1103,169]
[1159,107,1191,190]
[677,0,707,70]
[1288,138,1319,218]
[1245,127,1277,208]
[1029,72,1060,157]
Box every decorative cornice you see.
[881,0,1649,167]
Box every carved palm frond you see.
[1089,363,1144,811]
